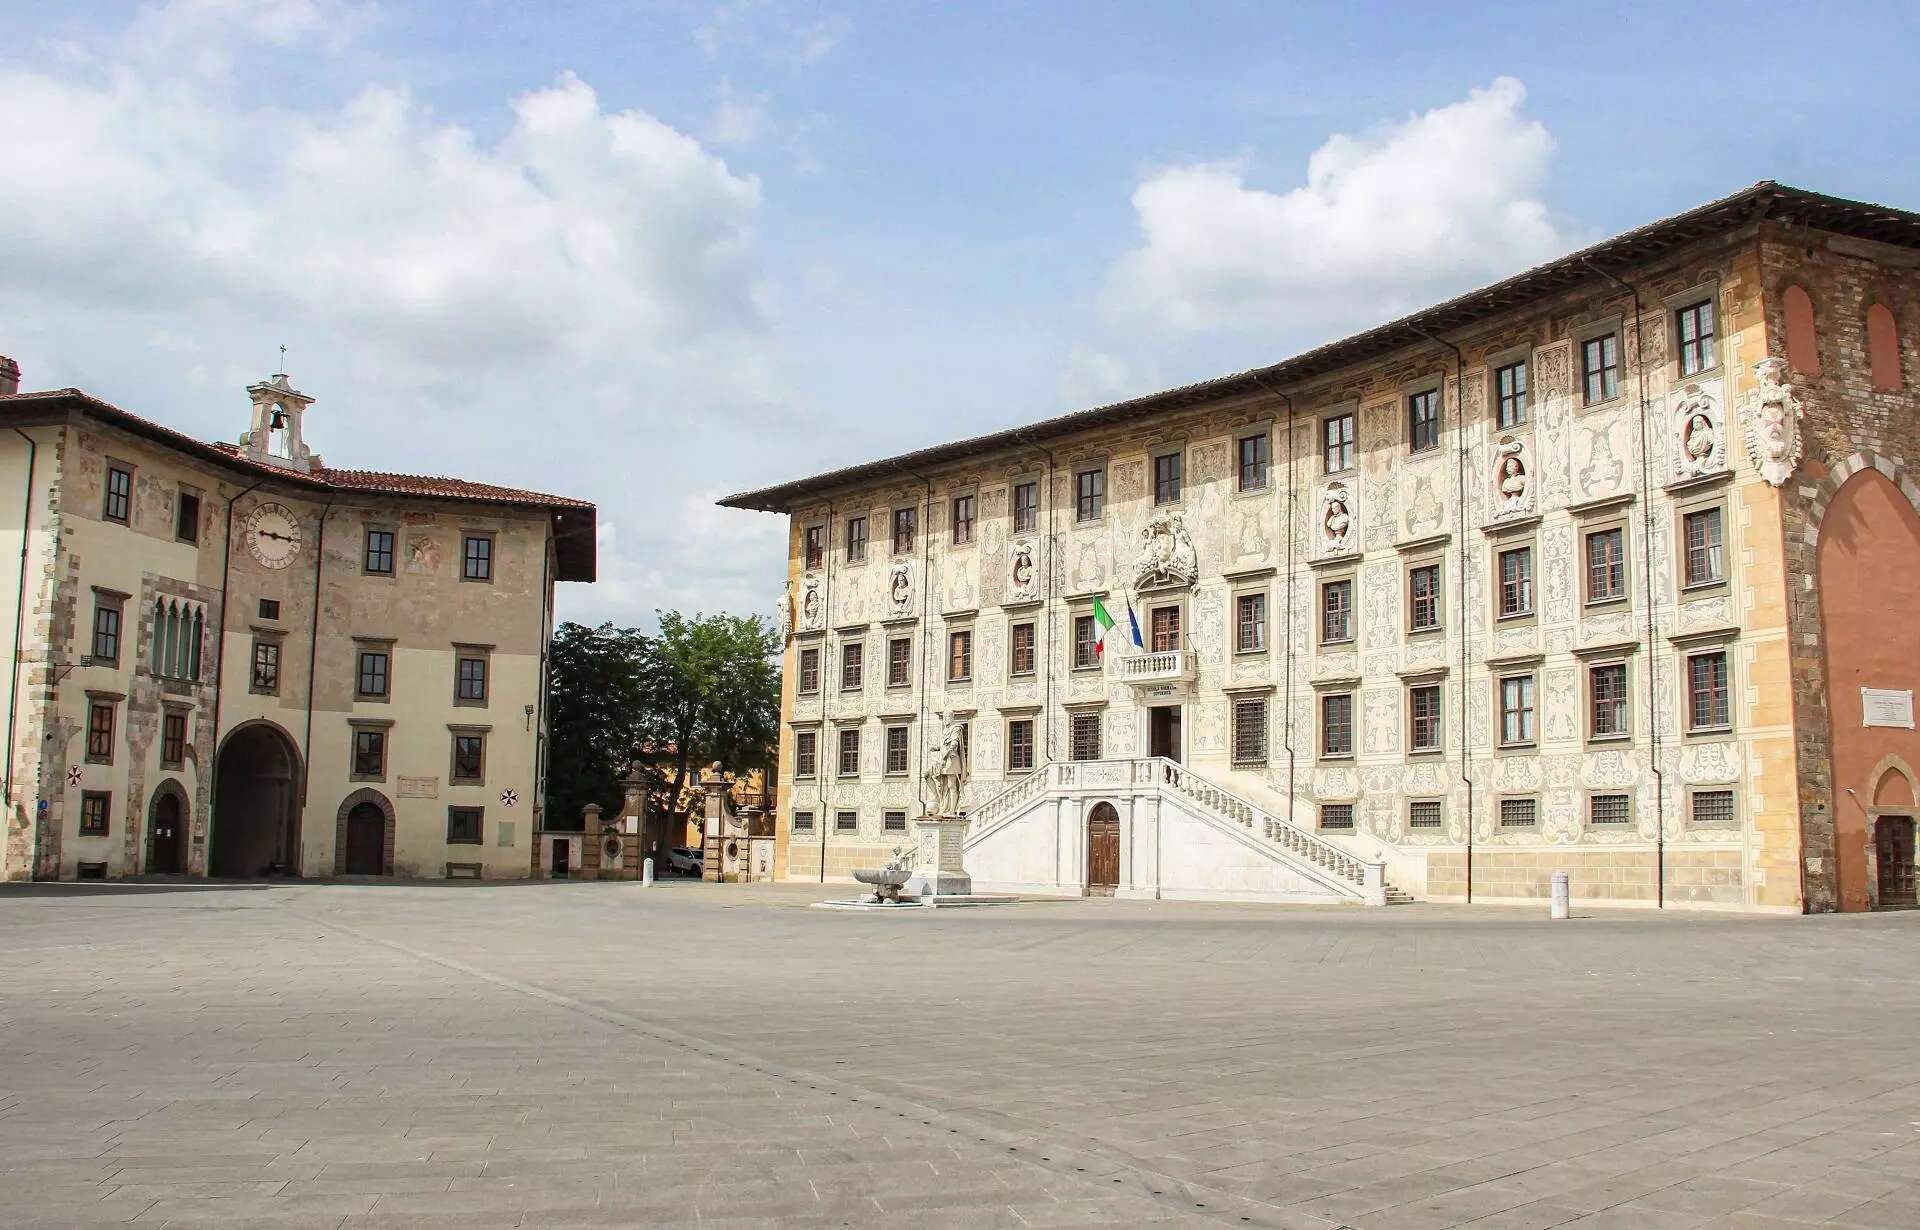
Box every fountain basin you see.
[852,866,913,903]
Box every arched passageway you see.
[209,723,303,877]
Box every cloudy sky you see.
[1,0,1913,629]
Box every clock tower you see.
[240,372,320,474]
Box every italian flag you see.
[1091,596,1118,657]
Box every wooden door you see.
[550,839,570,879]
[343,803,386,875]
[1149,707,1182,762]
[1085,803,1119,896]
[149,794,183,874]
[1876,817,1916,907]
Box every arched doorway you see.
[146,784,188,874]
[1085,802,1119,896]
[209,722,303,877]
[334,788,394,876]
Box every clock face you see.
[244,502,303,569]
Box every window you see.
[86,702,115,763]
[1321,693,1353,757]
[1320,803,1354,832]
[1582,332,1620,405]
[841,642,863,691]
[91,601,121,664]
[356,649,390,699]
[1150,606,1180,653]
[1013,481,1039,533]
[1010,622,1036,675]
[1321,579,1353,644]
[1687,650,1730,732]
[892,507,916,554]
[161,711,187,769]
[1585,528,1625,603]
[1495,360,1528,428]
[1498,545,1533,618]
[1499,797,1537,828]
[251,640,280,694]
[462,534,493,582]
[792,810,815,832]
[364,529,395,575]
[103,465,131,524]
[1007,719,1034,772]
[79,791,110,836]
[794,731,817,778]
[1073,615,1098,669]
[1590,663,1629,739]
[1676,299,1716,376]
[1691,789,1737,827]
[952,495,976,545]
[176,491,200,543]
[804,524,824,569]
[1590,794,1631,826]
[451,733,485,782]
[1232,697,1268,768]
[845,516,867,563]
[1408,389,1440,453]
[447,807,483,844]
[1323,412,1355,473]
[1409,684,1442,752]
[838,727,861,777]
[1499,675,1536,746]
[885,810,907,832]
[1683,507,1724,588]
[798,647,820,694]
[836,811,858,833]
[948,630,972,681]
[885,726,909,775]
[1238,433,1270,491]
[149,600,204,681]
[1409,799,1443,829]
[1154,452,1182,504]
[353,729,386,778]
[259,598,280,620]
[1069,711,1101,761]
[456,655,488,703]
[1408,564,1440,632]
[1075,469,1105,521]
[887,637,911,687]
[1235,593,1266,653]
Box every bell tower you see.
[241,372,318,473]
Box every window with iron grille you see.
[1323,412,1355,473]
[1150,606,1180,653]
[80,791,110,836]
[841,642,863,691]
[884,810,907,832]
[1154,452,1182,504]
[1321,579,1352,644]
[792,810,815,832]
[1586,528,1625,602]
[1690,789,1737,827]
[1075,469,1105,521]
[1236,592,1266,653]
[1495,360,1528,428]
[1007,719,1034,771]
[794,731,817,778]
[837,727,861,777]
[1590,663,1629,738]
[1499,797,1537,828]
[92,602,120,664]
[104,465,132,523]
[1499,675,1535,746]
[885,726,909,775]
[1408,799,1443,829]
[1013,481,1039,533]
[835,811,857,832]
[1073,615,1098,669]
[1320,803,1354,831]
[451,734,485,782]
[462,534,493,581]
[1409,684,1442,752]
[804,524,824,569]
[948,630,971,681]
[1688,651,1730,731]
[1589,793,1631,825]
[1010,622,1035,675]
[161,712,187,769]
[1498,545,1533,618]
[447,807,483,844]
[1408,388,1440,452]
[176,490,200,543]
[457,656,488,703]
[1683,507,1724,587]
[1238,433,1269,491]
[892,507,916,554]
[252,640,280,694]
[364,528,395,574]
[952,495,976,545]
[1321,693,1353,757]
[1409,564,1440,631]
[1582,333,1620,404]
[845,516,867,562]
[357,650,389,699]
[798,647,820,694]
[1232,697,1268,767]
[1069,711,1101,761]
[353,729,386,778]
[86,702,114,763]
[1677,299,1716,376]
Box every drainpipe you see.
[898,468,933,815]
[816,500,835,882]
[1248,378,1296,820]
[5,427,36,869]
[205,477,267,866]
[300,500,334,811]
[1016,432,1059,763]
[1582,257,1667,908]
[1412,325,1473,902]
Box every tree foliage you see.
[544,621,648,830]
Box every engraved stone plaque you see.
[1862,688,1915,729]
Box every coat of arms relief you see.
[1133,507,1199,591]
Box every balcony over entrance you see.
[1114,649,1196,686]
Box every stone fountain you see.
[852,846,915,904]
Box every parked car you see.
[664,846,704,875]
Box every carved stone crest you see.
[1133,507,1199,590]
[1322,482,1354,554]
[1744,357,1803,486]
[887,562,914,617]
[1491,435,1533,519]
[1673,385,1724,480]
[1006,538,1038,602]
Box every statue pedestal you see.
[905,816,971,898]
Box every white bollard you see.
[642,857,654,887]
[1550,870,1570,920]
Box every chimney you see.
[0,356,18,396]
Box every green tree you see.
[543,621,648,830]
[637,611,780,820]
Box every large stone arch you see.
[333,787,396,876]
[209,718,305,877]
[145,778,191,875]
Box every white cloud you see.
[694,2,847,69]
[1105,77,1564,332]
[712,77,770,146]
[1059,347,1145,410]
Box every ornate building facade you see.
[0,365,596,881]
[726,183,1920,912]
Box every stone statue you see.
[1744,356,1803,486]
[923,711,969,816]
[1493,437,1532,517]
[1322,483,1353,552]
[887,562,914,616]
[1674,389,1721,479]
[776,581,794,643]
[1007,539,1037,600]
[1133,507,1199,590]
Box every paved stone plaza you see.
[3,882,1920,1228]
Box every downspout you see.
[205,477,267,864]
[1412,325,1473,902]
[1016,431,1059,763]
[1248,378,1296,819]
[5,427,36,867]
[902,469,933,814]
[1583,257,1667,908]
[301,500,334,809]
[816,500,835,883]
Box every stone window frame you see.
[949,487,980,549]
[1231,581,1270,657]
[448,723,490,786]
[1576,507,1633,609]
[1674,629,1739,740]
[792,726,819,780]
[791,809,815,833]
[839,638,865,693]
[1066,705,1104,762]
[79,790,111,837]
[84,690,122,765]
[1497,794,1540,830]
[1665,278,1723,381]
[460,530,495,584]
[103,458,135,525]
[1585,789,1634,830]
[1403,551,1445,638]
[1318,800,1357,833]
[884,810,908,833]
[1492,662,1541,752]
[945,623,974,683]
[797,644,821,695]
[1403,372,1444,456]
[349,717,393,783]
[890,504,919,555]
[1674,485,1732,599]
[354,637,395,703]
[883,723,911,778]
[1234,421,1274,497]
[1320,404,1358,476]
[802,520,826,570]
[1407,797,1445,830]
[1685,784,1741,830]
[362,524,398,577]
[1073,464,1108,524]
[1069,603,1102,672]
[1317,569,1357,648]
[174,484,202,545]
[1313,680,1358,762]
[452,642,493,707]
[843,514,869,566]
[1490,527,1540,626]
[835,723,863,779]
[446,805,485,846]
[1011,478,1041,533]
[89,585,128,666]
[1582,650,1635,746]
[886,634,913,688]
[1229,690,1271,768]
[1572,314,1626,411]
[1007,620,1038,678]
[1404,674,1445,756]
[1486,344,1532,430]
[834,809,859,834]
[159,703,191,771]
[249,626,285,696]
[1144,592,1189,654]
[1150,445,1186,507]
[1004,712,1038,773]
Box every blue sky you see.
[1,0,1914,626]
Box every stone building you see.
[722,182,1920,912]
[0,364,596,881]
